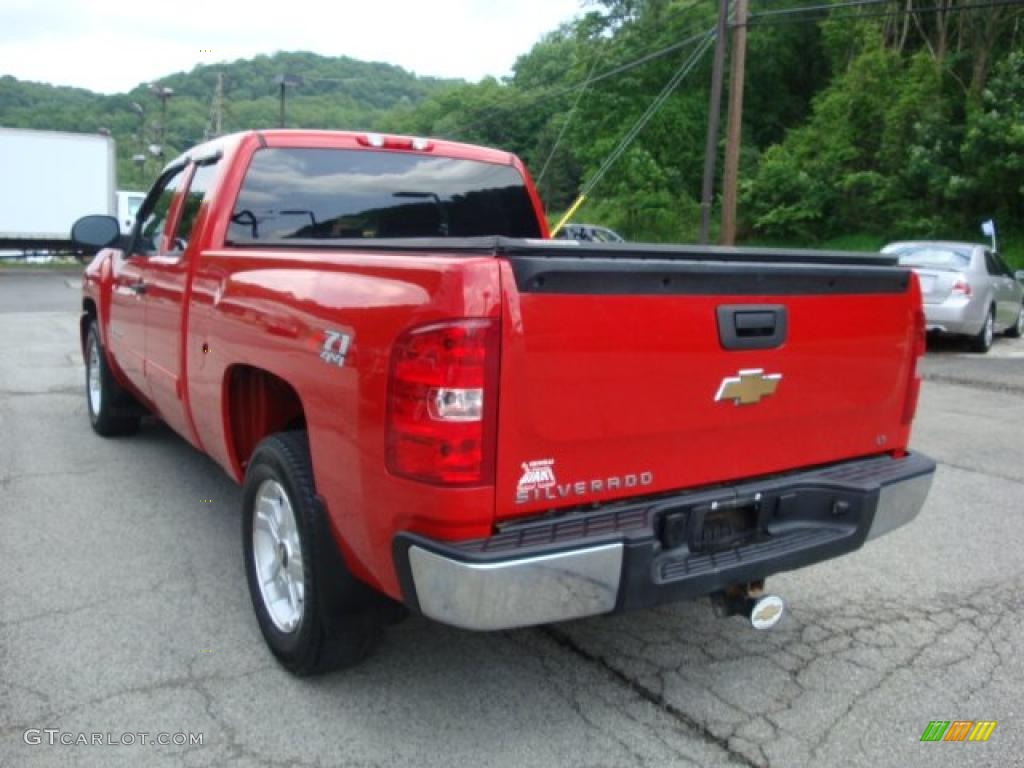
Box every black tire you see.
[1005,303,1024,339]
[969,307,995,353]
[242,431,381,675]
[84,322,141,436]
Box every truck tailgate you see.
[494,248,919,519]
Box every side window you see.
[983,251,1000,276]
[136,168,188,255]
[168,161,219,253]
[994,253,1013,277]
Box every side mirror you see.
[1016,270,1024,283]
[71,215,122,250]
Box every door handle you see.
[128,280,147,295]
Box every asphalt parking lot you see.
[1,269,1022,768]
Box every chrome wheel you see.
[984,311,994,348]
[252,479,305,633]
[1016,308,1023,336]
[87,334,102,416]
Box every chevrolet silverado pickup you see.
[73,130,936,675]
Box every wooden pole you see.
[721,0,748,245]
[698,0,730,244]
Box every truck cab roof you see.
[163,129,517,175]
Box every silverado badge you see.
[715,369,782,406]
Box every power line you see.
[445,23,714,140]
[579,27,715,92]
[551,29,716,235]
[749,0,887,19]
[535,54,602,185]
[745,0,1024,26]
[580,31,716,199]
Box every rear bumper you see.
[393,453,936,631]
[923,296,987,335]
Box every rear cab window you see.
[227,148,542,244]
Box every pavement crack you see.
[0,387,82,397]
[0,467,96,487]
[0,580,168,630]
[933,458,1024,487]
[921,372,1024,395]
[540,626,762,768]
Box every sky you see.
[0,0,584,93]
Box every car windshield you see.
[227,147,541,243]
[592,228,622,243]
[893,246,971,270]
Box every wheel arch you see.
[222,364,308,479]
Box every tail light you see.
[951,274,972,296]
[386,319,499,486]
[901,307,926,426]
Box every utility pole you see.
[698,0,730,244]
[276,74,302,129]
[720,0,748,245]
[278,79,286,129]
[148,84,174,157]
[130,101,146,167]
[213,72,224,137]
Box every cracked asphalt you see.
[1,270,1022,768]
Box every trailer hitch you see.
[712,582,785,630]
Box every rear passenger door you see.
[145,158,220,444]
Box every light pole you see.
[275,74,303,128]
[132,153,147,182]
[130,101,145,141]
[148,84,174,152]
[129,101,146,177]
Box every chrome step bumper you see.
[394,452,936,631]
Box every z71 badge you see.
[320,330,352,367]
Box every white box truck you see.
[0,127,116,251]
[116,189,146,235]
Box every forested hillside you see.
[1,1,1021,260]
[0,52,457,190]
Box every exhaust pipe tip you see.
[749,594,785,630]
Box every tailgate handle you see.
[735,311,776,335]
[717,305,787,350]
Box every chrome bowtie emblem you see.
[715,369,782,406]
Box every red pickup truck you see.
[74,130,935,675]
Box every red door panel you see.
[144,253,196,443]
[107,253,148,394]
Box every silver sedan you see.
[883,241,1024,353]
